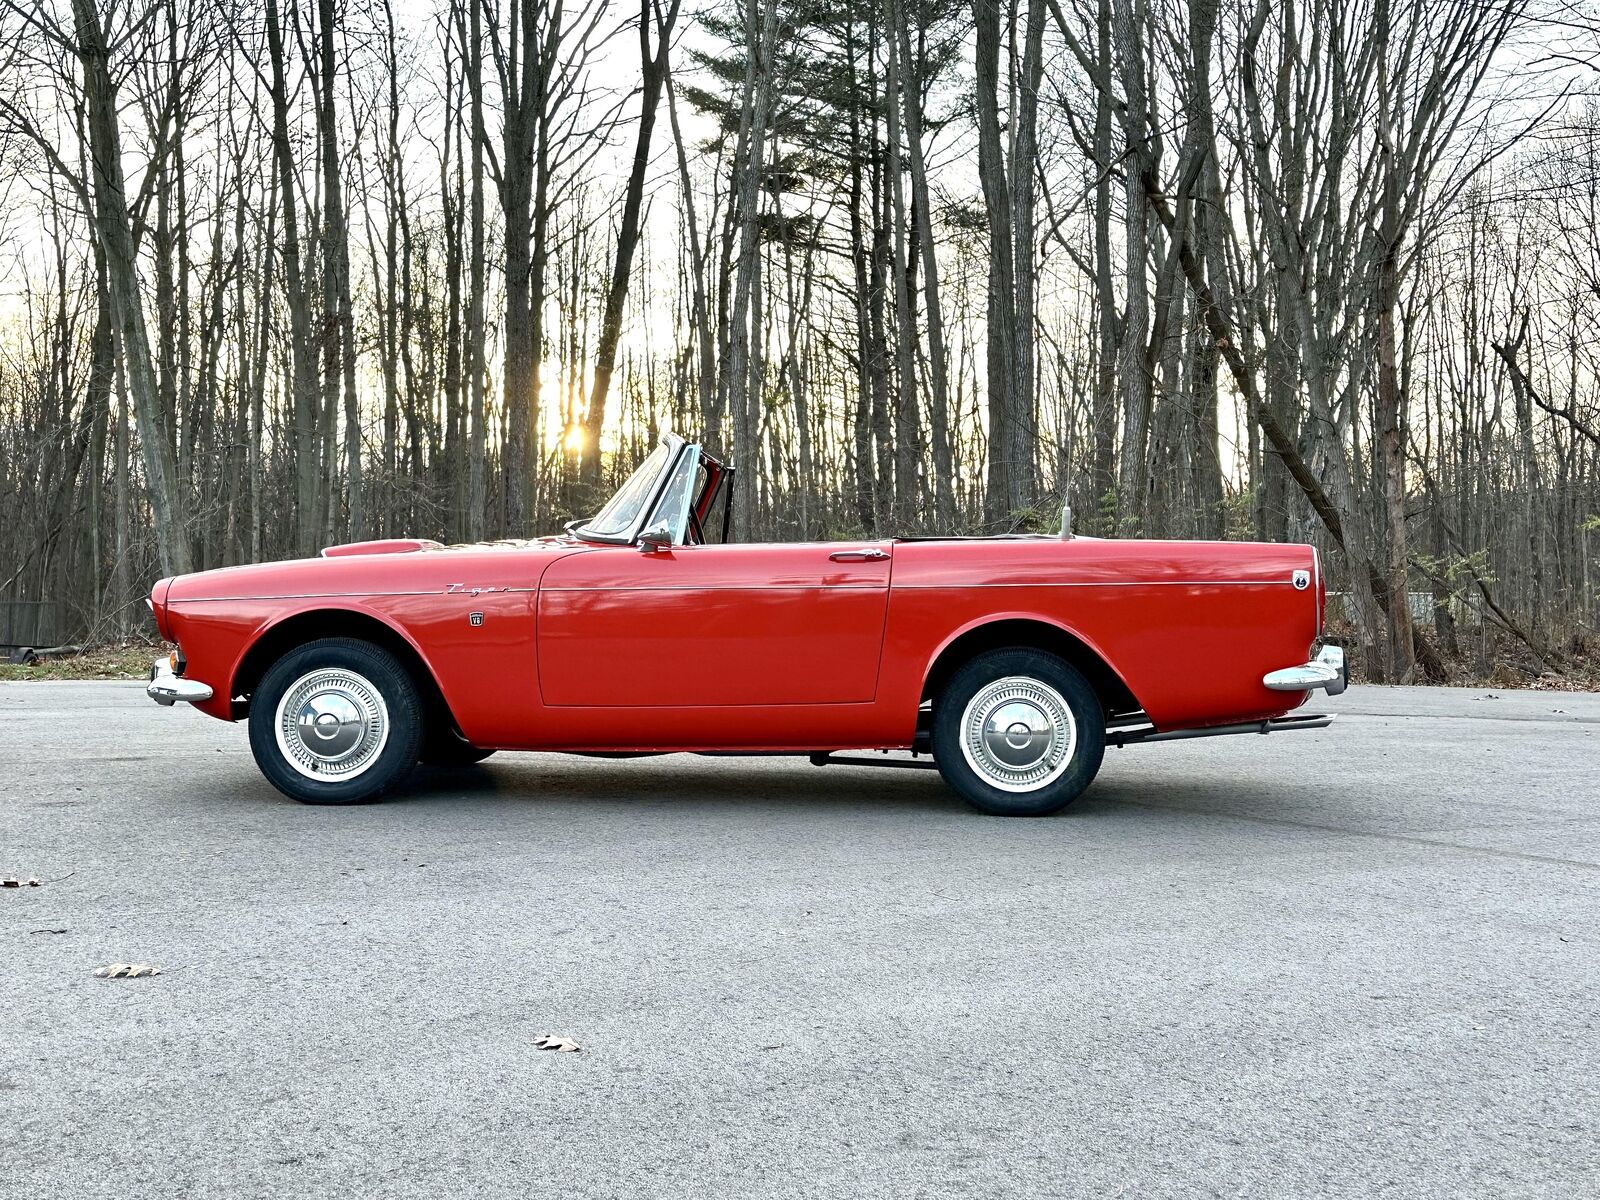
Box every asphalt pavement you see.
[3,681,1597,1198]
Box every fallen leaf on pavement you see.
[94,963,161,978]
[534,1034,581,1053]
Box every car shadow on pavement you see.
[387,764,1339,831]
[388,754,962,814]
[227,752,1329,826]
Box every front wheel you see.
[931,649,1106,817]
[248,638,423,804]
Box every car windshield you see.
[576,441,674,540]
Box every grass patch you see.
[0,643,162,681]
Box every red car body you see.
[146,434,1343,813]
[150,531,1328,750]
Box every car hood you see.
[320,534,581,558]
[155,535,597,609]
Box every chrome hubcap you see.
[274,668,390,781]
[959,676,1076,793]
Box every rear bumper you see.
[1263,645,1347,696]
[147,660,213,706]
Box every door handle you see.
[829,548,890,562]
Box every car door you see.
[536,541,893,707]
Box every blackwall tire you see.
[931,648,1105,817]
[248,637,423,805]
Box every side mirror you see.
[638,523,674,553]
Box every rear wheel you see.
[248,638,423,805]
[931,648,1105,817]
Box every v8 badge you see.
[1292,569,1310,591]
[469,611,485,627]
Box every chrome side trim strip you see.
[893,579,1309,589]
[539,584,885,593]
[169,588,538,603]
[170,590,442,603]
[167,579,1301,600]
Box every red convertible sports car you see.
[147,433,1344,816]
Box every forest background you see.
[1,0,1598,686]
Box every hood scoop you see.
[320,538,443,558]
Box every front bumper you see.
[147,659,213,706]
[1263,644,1347,696]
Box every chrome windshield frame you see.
[572,433,694,546]
[641,442,702,546]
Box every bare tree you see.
[581,0,682,490]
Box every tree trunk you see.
[1373,11,1414,683]
[265,0,321,558]
[886,12,919,531]
[582,0,681,489]
[1009,0,1046,515]
[500,0,539,533]
[466,0,488,539]
[1089,0,1117,536]
[1112,0,1152,535]
[317,0,362,543]
[663,63,718,455]
[724,0,779,540]
[974,0,1017,527]
[72,0,193,576]
[894,8,953,530]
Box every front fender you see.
[161,597,445,723]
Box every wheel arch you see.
[920,616,1142,718]
[230,607,457,733]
